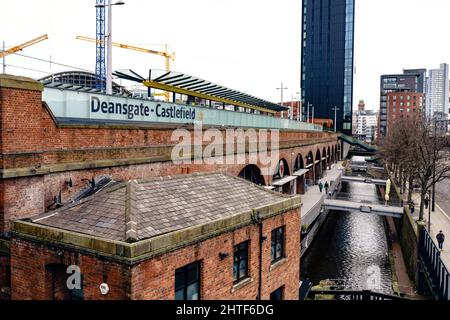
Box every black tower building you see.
[301,0,355,134]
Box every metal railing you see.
[309,290,407,301]
[418,228,450,300]
[332,192,403,207]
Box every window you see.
[233,241,249,283]
[270,286,284,300]
[271,227,285,263]
[175,262,200,300]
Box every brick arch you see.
[322,147,327,171]
[238,164,266,186]
[294,153,304,171]
[327,146,331,166]
[314,148,322,182]
[273,158,291,178]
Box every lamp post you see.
[428,117,446,229]
[296,93,301,121]
[312,105,315,124]
[306,102,310,123]
[276,83,288,118]
[428,189,432,231]
[96,0,125,95]
[332,106,340,132]
[2,41,5,74]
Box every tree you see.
[378,116,450,220]
[378,116,419,202]
[413,119,450,220]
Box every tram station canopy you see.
[114,69,288,113]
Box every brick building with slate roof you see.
[10,173,301,300]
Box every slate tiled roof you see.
[30,173,289,243]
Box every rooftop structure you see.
[24,173,296,245]
[38,71,131,95]
[114,69,288,114]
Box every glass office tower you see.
[301,0,355,134]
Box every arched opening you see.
[322,147,327,172]
[331,145,335,164]
[305,151,315,187]
[272,159,293,194]
[294,154,306,195]
[315,149,322,183]
[239,165,266,186]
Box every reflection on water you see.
[301,157,393,293]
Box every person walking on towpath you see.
[319,181,324,193]
[324,182,330,195]
[409,201,415,215]
[424,194,430,210]
[437,231,445,250]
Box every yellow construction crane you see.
[76,35,175,101]
[0,34,49,59]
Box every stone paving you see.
[301,161,344,220]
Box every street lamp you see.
[332,106,340,132]
[276,83,288,118]
[96,0,125,95]
[296,93,301,121]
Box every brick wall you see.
[0,75,339,234]
[0,253,10,300]
[10,207,300,300]
[130,208,300,300]
[10,238,130,300]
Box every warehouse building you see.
[10,173,301,300]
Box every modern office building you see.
[425,63,449,120]
[379,69,426,137]
[301,0,355,135]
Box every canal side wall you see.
[390,176,425,287]
[300,172,342,258]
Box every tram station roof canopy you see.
[114,69,288,113]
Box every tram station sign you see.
[42,87,321,131]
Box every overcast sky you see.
[1,0,450,111]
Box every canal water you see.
[301,157,393,294]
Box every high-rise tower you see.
[301,0,355,134]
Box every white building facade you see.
[353,110,378,143]
[426,63,449,121]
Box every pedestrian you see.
[319,181,323,193]
[424,194,430,210]
[409,202,415,215]
[437,231,445,250]
[324,181,330,195]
